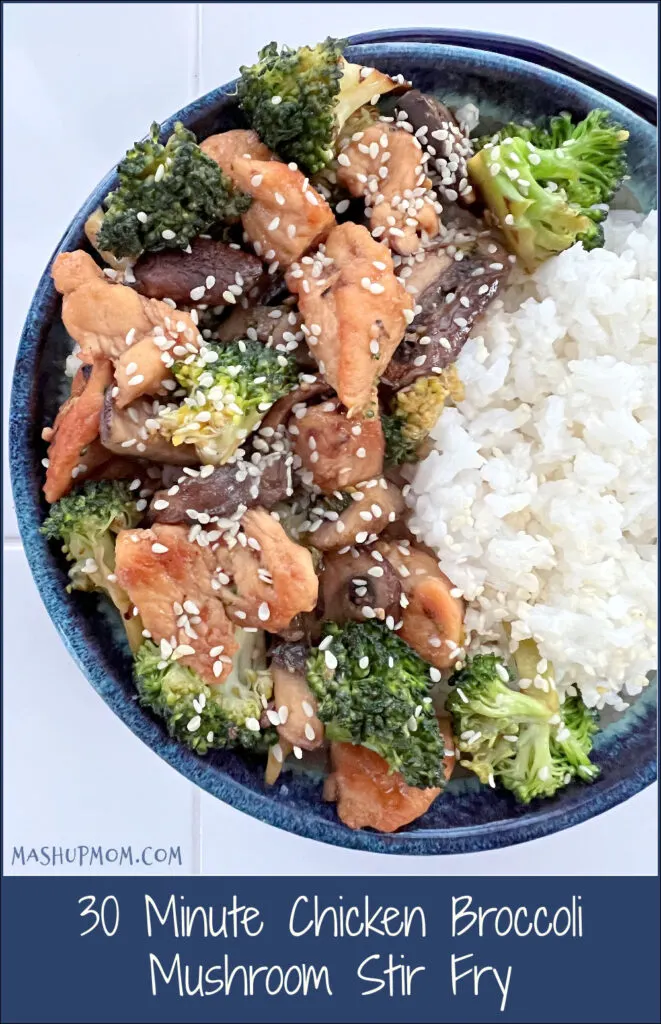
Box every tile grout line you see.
[190,2,203,100]
[191,788,202,875]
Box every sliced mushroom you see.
[312,480,404,551]
[133,237,264,307]
[216,302,301,344]
[100,390,200,465]
[376,541,464,669]
[260,377,332,433]
[148,452,290,523]
[319,549,402,625]
[394,89,475,205]
[269,642,324,751]
[293,405,385,494]
[384,233,510,389]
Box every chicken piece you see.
[324,743,440,832]
[42,359,114,503]
[215,508,318,632]
[114,524,238,685]
[51,250,201,401]
[293,403,384,494]
[336,124,441,255]
[286,223,413,414]
[270,643,324,752]
[312,480,404,550]
[201,130,335,269]
[377,541,464,669]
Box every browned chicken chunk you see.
[201,129,336,269]
[335,124,441,255]
[42,359,114,503]
[324,743,441,832]
[215,508,318,632]
[377,541,465,669]
[293,403,385,493]
[52,250,201,404]
[286,223,413,414]
[115,524,239,685]
[312,480,404,550]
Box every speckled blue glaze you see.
[10,40,657,855]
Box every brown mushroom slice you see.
[377,541,464,669]
[312,480,405,551]
[319,549,402,625]
[293,404,385,494]
[394,89,475,205]
[100,390,200,465]
[384,233,510,389]
[270,643,324,751]
[216,302,301,345]
[148,452,290,524]
[133,237,265,307]
[260,377,333,434]
[324,742,441,832]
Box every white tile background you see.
[3,2,658,875]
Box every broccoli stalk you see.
[446,653,600,802]
[134,629,277,754]
[307,621,447,789]
[383,368,464,466]
[469,109,629,270]
[157,339,299,464]
[97,122,251,258]
[41,480,144,652]
[237,38,399,173]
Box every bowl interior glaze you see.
[10,41,657,855]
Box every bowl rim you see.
[9,36,658,856]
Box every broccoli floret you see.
[446,653,600,802]
[383,368,464,466]
[42,480,143,652]
[468,109,629,270]
[382,413,420,466]
[96,122,251,258]
[237,38,398,173]
[306,621,447,789]
[157,339,299,464]
[134,629,277,754]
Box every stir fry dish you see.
[41,38,642,833]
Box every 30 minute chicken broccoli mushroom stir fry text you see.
[41,38,635,832]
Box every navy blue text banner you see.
[2,876,659,1023]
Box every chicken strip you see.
[286,223,413,414]
[215,508,318,633]
[115,524,238,685]
[201,130,335,269]
[42,359,114,503]
[292,402,385,494]
[377,541,465,669]
[335,124,441,255]
[51,250,201,403]
[323,743,441,832]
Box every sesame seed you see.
[268,216,280,231]
[293,745,303,759]
[304,722,316,742]
[153,499,169,510]
[356,447,366,458]
[151,543,168,554]
[337,153,351,167]
[161,229,176,240]
[251,174,263,187]
[370,282,385,294]
[223,290,237,304]
[190,285,205,301]
[258,602,270,622]
[324,649,338,670]
[128,374,144,387]
[271,95,282,105]
[245,717,261,732]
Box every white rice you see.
[410,211,658,710]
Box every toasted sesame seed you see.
[161,229,176,240]
[190,285,205,301]
[151,543,168,554]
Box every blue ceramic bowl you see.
[10,36,657,855]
